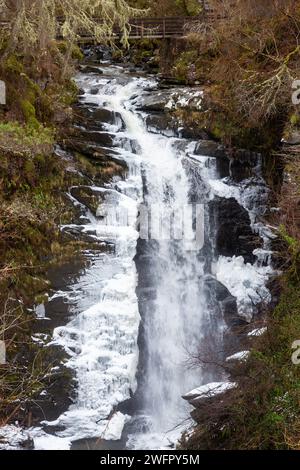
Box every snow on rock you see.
[31,429,71,450]
[209,179,240,200]
[35,76,143,445]
[102,412,130,440]
[182,381,237,405]
[226,351,250,362]
[0,425,33,450]
[0,426,72,450]
[214,255,272,321]
[248,327,267,337]
[165,90,203,111]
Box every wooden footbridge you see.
[76,16,200,43]
[78,5,224,42]
[121,2,225,39]
[114,16,198,40]
[75,0,217,41]
[0,2,221,42]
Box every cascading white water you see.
[91,73,225,449]
[21,65,273,451]
[35,67,216,449]
[116,85,215,449]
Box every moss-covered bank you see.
[0,41,87,425]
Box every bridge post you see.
[163,18,166,38]
[141,20,144,39]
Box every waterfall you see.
[116,84,218,448]
[88,73,226,448]
[26,65,272,451]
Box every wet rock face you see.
[180,127,210,140]
[195,141,230,178]
[210,197,263,264]
[70,186,103,216]
[73,129,140,156]
[193,142,263,182]
[63,104,128,183]
[134,87,207,139]
[74,105,125,132]
[145,114,209,140]
[204,275,247,331]
[202,275,240,370]
[77,129,115,147]
[134,90,174,112]
[229,149,262,182]
[145,114,180,138]
[79,64,104,74]
[82,45,112,63]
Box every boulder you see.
[204,275,246,329]
[75,130,114,147]
[79,65,104,74]
[135,90,174,112]
[179,127,210,140]
[82,45,111,63]
[194,140,222,157]
[74,107,125,131]
[146,114,211,140]
[135,87,204,114]
[145,114,179,137]
[204,275,234,302]
[182,381,237,408]
[70,186,103,216]
[89,86,100,95]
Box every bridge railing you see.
[126,17,194,39]
[76,16,200,41]
[0,15,204,41]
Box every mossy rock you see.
[20,99,40,128]
[70,186,103,216]
[57,41,84,61]
[5,54,24,74]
